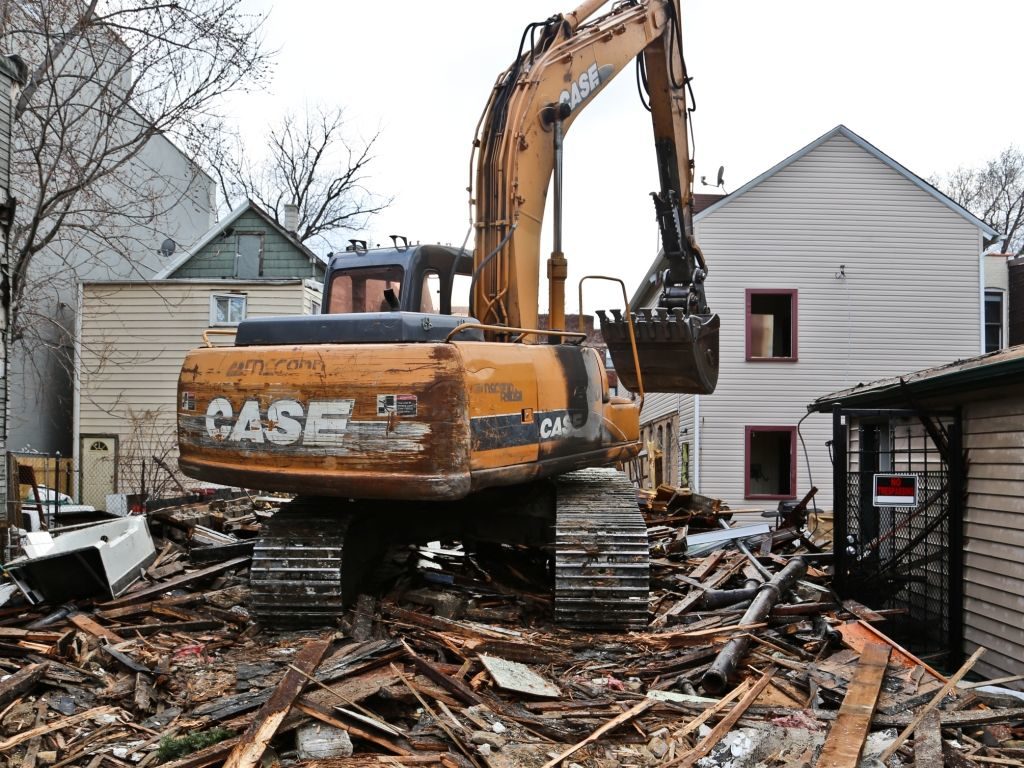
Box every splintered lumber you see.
[816,642,892,768]
[540,697,656,768]
[222,637,331,768]
[389,663,483,768]
[68,612,124,644]
[294,702,411,756]
[670,677,754,740]
[668,665,778,768]
[100,556,250,608]
[0,661,48,709]
[0,705,115,752]
[879,646,986,764]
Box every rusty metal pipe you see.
[700,585,759,610]
[701,558,807,694]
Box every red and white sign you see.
[872,473,919,507]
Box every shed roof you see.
[809,344,1024,412]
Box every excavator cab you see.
[322,243,474,316]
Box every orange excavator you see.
[177,0,719,628]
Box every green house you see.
[155,199,326,281]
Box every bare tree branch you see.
[198,105,392,253]
[932,146,1024,256]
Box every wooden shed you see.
[811,347,1024,685]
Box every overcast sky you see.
[227,0,1024,312]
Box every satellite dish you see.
[159,238,176,258]
[716,166,725,187]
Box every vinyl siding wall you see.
[689,134,983,508]
[962,396,1024,684]
[76,281,313,496]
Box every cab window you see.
[328,265,404,313]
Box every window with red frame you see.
[746,289,797,361]
[745,426,796,499]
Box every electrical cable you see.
[796,410,821,536]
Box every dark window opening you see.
[985,290,1004,353]
[746,290,797,360]
[746,426,796,499]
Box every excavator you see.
[177,0,719,629]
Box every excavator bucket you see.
[597,308,719,395]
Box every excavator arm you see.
[470,0,718,394]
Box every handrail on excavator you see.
[201,328,238,347]
[578,275,644,406]
[445,322,587,344]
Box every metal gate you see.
[832,408,964,664]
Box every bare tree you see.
[1,0,271,451]
[201,105,391,252]
[932,146,1024,255]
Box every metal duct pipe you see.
[700,580,761,610]
[701,558,808,694]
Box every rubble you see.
[0,486,1020,768]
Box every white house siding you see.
[75,280,310,498]
[962,396,1024,683]
[690,133,983,509]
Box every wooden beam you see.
[913,710,944,767]
[878,646,985,764]
[816,642,891,768]
[0,662,48,709]
[293,702,411,756]
[68,613,124,644]
[222,637,331,768]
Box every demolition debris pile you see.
[0,489,1022,767]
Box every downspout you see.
[693,394,701,492]
[73,282,84,500]
[978,243,985,354]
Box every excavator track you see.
[249,500,355,628]
[554,468,650,629]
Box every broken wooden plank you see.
[668,665,778,768]
[222,636,331,768]
[879,646,986,764]
[914,709,944,767]
[540,697,656,768]
[0,661,48,709]
[99,556,250,608]
[68,613,124,644]
[817,642,892,768]
[479,654,560,698]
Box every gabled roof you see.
[153,199,321,279]
[695,125,998,235]
[631,125,999,307]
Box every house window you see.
[746,289,797,361]
[235,233,264,278]
[309,299,321,316]
[211,294,247,325]
[985,290,1004,353]
[745,425,796,499]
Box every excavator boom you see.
[471,0,718,394]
